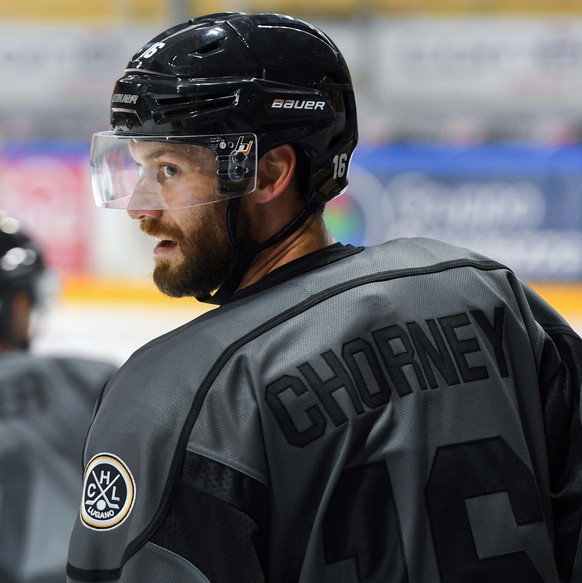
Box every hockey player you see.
[0,212,118,582]
[67,13,582,583]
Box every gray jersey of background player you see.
[0,212,117,583]
[67,12,582,583]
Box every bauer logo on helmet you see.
[271,99,326,111]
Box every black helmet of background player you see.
[92,12,358,302]
[0,213,46,349]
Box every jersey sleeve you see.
[149,451,269,582]
[523,284,582,582]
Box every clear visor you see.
[90,131,257,210]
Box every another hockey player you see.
[68,13,581,582]
[0,212,117,582]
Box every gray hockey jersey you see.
[67,238,582,583]
[0,353,117,582]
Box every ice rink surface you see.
[33,299,213,366]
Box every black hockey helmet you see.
[0,213,46,344]
[102,11,357,204]
[0,213,45,296]
[92,12,358,303]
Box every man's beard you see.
[141,201,235,300]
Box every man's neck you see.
[238,213,335,290]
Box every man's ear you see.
[254,144,296,203]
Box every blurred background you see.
[0,0,581,364]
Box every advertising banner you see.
[326,144,582,281]
[0,142,95,274]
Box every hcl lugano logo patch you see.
[81,453,136,530]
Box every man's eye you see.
[161,165,178,178]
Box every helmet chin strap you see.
[197,190,325,305]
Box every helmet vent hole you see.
[190,38,225,57]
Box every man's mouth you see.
[154,237,178,255]
[156,238,176,248]
[140,222,181,256]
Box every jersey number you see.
[322,436,544,582]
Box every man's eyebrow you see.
[132,144,205,163]
[140,146,182,161]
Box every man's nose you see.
[125,184,166,220]
[126,206,163,220]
